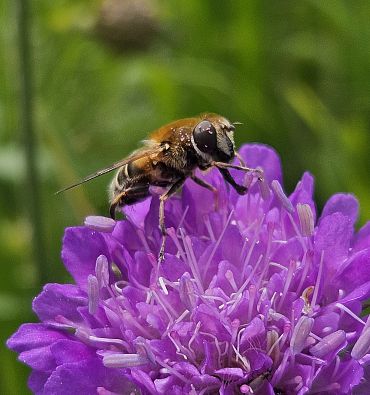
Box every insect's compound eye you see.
[193,120,217,153]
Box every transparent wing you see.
[56,146,162,194]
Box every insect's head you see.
[191,114,237,163]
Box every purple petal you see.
[321,193,358,224]
[149,339,177,361]
[270,238,304,270]
[238,144,282,184]
[193,304,231,341]
[51,339,96,365]
[19,345,56,372]
[289,172,316,216]
[245,349,272,372]
[353,361,370,394]
[337,280,370,304]
[312,357,363,394]
[124,197,152,229]
[28,371,49,395]
[240,316,265,348]
[7,324,69,372]
[278,172,316,239]
[33,283,87,323]
[174,361,201,378]
[191,374,220,389]
[290,172,314,200]
[154,376,177,393]
[160,254,188,282]
[62,227,111,291]
[245,380,275,395]
[7,323,68,353]
[337,248,370,291]
[111,220,143,254]
[312,312,340,337]
[200,341,219,374]
[130,368,158,394]
[220,224,244,266]
[353,221,370,253]
[127,251,152,287]
[315,212,353,275]
[43,359,130,395]
[181,169,225,235]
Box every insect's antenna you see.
[55,178,95,195]
[55,146,163,196]
[55,163,124,195]
[232,121,243,126]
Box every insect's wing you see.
[56,145,162,194]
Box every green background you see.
[1,1,370,393]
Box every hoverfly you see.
[57,113,263,261]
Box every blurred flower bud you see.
[95,0,160,53]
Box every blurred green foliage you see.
[1,0,370,393]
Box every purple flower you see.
[7,144,370,394]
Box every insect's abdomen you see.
[109,160,151,208]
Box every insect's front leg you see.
[234,151,246,167]
[217,167,247,195]
[158,177,186,262]
[212,161,264,182]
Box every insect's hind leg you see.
[158,177,185,262]
[109,183,150,219]
[109,197,122,219]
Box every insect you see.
[57,113,263,261]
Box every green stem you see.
[17,0,48,285]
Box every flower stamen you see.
[95,255,110,289]
[277,260,296,311]
[88,274,99,315]
[241,214,265,278]
[271,180,294,213]
[335,302,366,325]
[182,232,204,293]
[297,203,314,237]
[232,344,251,371]
[311,251,324,308]
[103,353,148,368]
[204,210,234,275]
[204,215,216,242]
[290,316,314,354]
[158,277,169,295]
[225,270,238,292]
[351,327,370,359]
[177,205,189,231]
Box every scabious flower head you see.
[7,144,370,394]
